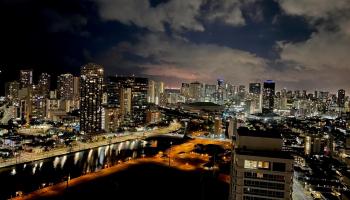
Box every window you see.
[244,160,270,169]
[258,161,270,169]
[273,162,286,172]
[244,172,285,182]
[244,160,258,169]
[257,173,263,178]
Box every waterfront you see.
[0,139,148,199]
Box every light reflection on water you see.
[74,152,80,165]
[10,168,16,175]
[32,163,38,174]
[60,155,67,168]
[53,157,60,169]
[104,146,109,156]
[87,149,93,162]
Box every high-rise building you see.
[226,117,237,139]
[101,107,121,132]
[337,89,345,108]
[30,84,46,119]
[148,80,164,105]
[180,83,190,99]
[249,83,261,95]
[230,128,294,200]
[105,77,121,108]
[5,81,20,100]
[80,63,104,134]
[217,79,225,104]
[57,73,74,100]
[204,84,216,102]
[108,76,148,124]
[155,81,164,105]
[238,85,246,100]
[302,90,307,99]
[38,73,51,97]
[148,80,156,103]
[189,82,203,102]
[120,87,132,117]
[73,76,80,99]
[262,80,275,114]
[20,69,33,88]
[238,85,245,93]
[164,89,184,104]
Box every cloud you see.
[101,33,272,85]
[94,0,250,32]
[274,0,350,91]
[277,0,350,19]
[204,0,245,26]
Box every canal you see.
[0,139,151,199]
[0,135,187,200]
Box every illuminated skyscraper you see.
[217,79,225,104]
[181,83,190,99]
[80,63,104,134]
[337,89,345,108]
[38,73,51,97]
[105,77,121,108]
[57,73,74,100]
[189,81,203,102]
[249,83,261,95]
[262,80,275,114]
[204,84,216,102]
[108,76,148,124]
[20,69,33,88]
[148,80,164,105]
[5,81,20,101]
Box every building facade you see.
[80,63,104,134]
[262,80,275,114]
[230,128,293,200]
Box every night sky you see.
[0,0,350,94]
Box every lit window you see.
[244,160,257,169]
[258,161,270,169]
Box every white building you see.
[230,128,294,200]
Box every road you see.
[0,122,181,168]
[292,173,313,200]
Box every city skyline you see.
[1,0,350,93]
[1,68,349,95]
[2,1,350,200]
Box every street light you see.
[66,173,70,190]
